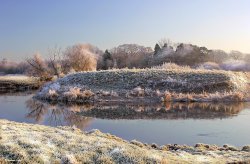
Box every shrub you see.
[197,62,221,70]
[64,44,100,72]
[220,60,250,71]
[152,62,191,70]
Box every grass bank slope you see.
[0,119,250,163]
[36,69,250,103]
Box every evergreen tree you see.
[103,50,113,69]
[103,50,112,60]
[154,43,161,55]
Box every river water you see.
[1,93,250,146]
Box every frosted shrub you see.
[152,63,191,70]
[46,89,58,100]
[164,91,172,102]
[220,60,250,71]
[197,62,221,70]
[62,87,80,101]
[80,90,94,98]
[69,87,81,95]
[64,44,100,72]
[63,91,77,101]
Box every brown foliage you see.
[64,44,100,72]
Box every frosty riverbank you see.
[0,119,250,163]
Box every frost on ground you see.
[0,119,250,163]
[0,75,39,84]
[35,69,250,103]
[0,75,40,92]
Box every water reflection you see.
[26,99,245,121]
[25,99,93,129]
[1,95,249,146]
[79,102,244,119]
[0,91,36,96]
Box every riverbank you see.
[0,119,249,163]
[35,69,250,103]
[0,75,41,92]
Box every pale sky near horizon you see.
[0,0,250,61]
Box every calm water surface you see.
[1,93,250,146]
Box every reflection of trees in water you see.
[25,99,93,129]
[167,102,244,115]
[26,99,247,121]
[25,99,47,123]
[79,102,246,120]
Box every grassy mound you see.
[1,119,250,163]
[56,69,249,93]
[36,69,250,103]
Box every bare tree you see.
[110,44,153,68]
[229,50,244,60]
[26,53,50,80]
[48,46,64,77]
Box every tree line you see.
[1,40,250,79]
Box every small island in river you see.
[35,69,250,103]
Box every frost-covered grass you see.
[35,68,250,103]
[152,62,192,70]
[0,75,40,92]
[0,75,39,83]
[1,119,250,163]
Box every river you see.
[1,92,250,146]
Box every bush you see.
[152,62,191,70]
[64,44,101,72]
[197,62,221,70]
[220,60,250,71]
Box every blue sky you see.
[0,0,250,61]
